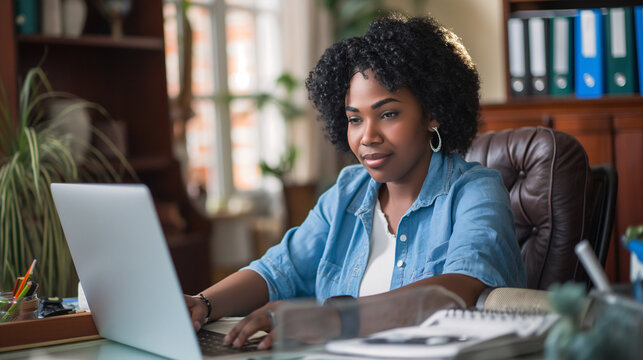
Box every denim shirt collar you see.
[348,150,453,217]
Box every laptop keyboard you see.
[197,329,263,356]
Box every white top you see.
[359,200,396,296]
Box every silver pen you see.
[575,240,611,293]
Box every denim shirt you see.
[244,151,526,303]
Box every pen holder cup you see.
[0,291,38,322]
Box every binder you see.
[605,7,636,94]
[528,17,549,95]
[507,18,531,97]
[634,6,643,95]
[14,0,39,34]
[549,16,574,96]
[41,0,63,36]
[575,9,604,98]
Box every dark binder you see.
[549,16,574,96]
[508,18,531,97]
[605,7,636,95]
[14,0,39,34]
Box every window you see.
[164,0,284,213]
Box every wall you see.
[389,0,506,104]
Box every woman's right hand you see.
[223,300,285,350]
[185,294,209,331]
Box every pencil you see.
[11,277,23,297]
[14,260,36,299]
[1,281,32,322]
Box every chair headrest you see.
[466,127,590,289]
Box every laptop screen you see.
[51,183,201,360]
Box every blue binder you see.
[575,9,604,98]
[635,6,643,95]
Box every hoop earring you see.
[430,127,442,152]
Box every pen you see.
[575,240,611,292]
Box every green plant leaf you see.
[276,73,299,94]
[19,68,52,130]
[0,67,136,296]
[24,127,42,200]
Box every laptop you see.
[51,183,261,359]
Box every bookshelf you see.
[0,1,212,294]
[481,0,643,282]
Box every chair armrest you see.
[476,287,551,313]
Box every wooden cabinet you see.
[0,1,211,293]
[483,0,643,282]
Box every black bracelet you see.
[324,295,360,339]
[197,294,212,321]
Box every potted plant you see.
[622,224,643,285]
[0,67,134,297]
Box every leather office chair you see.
[573,164,618,289]
[466,126,604,290]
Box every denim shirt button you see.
[396,260,404,268]
[399,234,407,242]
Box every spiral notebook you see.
[325,308,559,359]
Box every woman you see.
[185,14,526,350]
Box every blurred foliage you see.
[319,0,387,40]
[218,73,304,182]
[623,224,643,244]
[318,0,426,40]
[218,73,303,122]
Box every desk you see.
[0,314,548,360]
[0,338,351,360]
[6,287,638,360]
[0,338,545,360]
[0,316,320,360]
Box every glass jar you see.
[0,291,38,322]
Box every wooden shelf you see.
[1,0,212,297]
[486,95,643,111]
[508,0,643,12]
[17,34,164,51]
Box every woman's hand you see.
[184,294,209,332]
[224,300,285,350]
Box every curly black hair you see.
[306,15,480,155]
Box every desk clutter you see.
[326,308,559,360]
[545,283,643,360]
[0,260,78,323]
[0,260,38,323]
[325,283,643,360]
[507,6,643,98]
